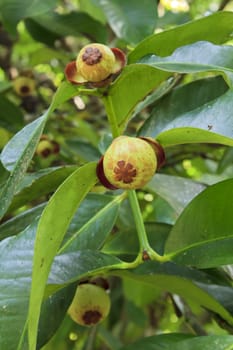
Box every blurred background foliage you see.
[1,0,233,349]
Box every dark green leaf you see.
[117,261,233,325]
[8,166,77,213]
[106,65,170,132]
[0,0,56,35]
[66,139,102,162]
[165,179,233,268]
[60,193,122,253]
[28,162,98,350]
[103,222,171,258]
[119,334,233,350]
[28,11,107,44]
[0,95,24,132]
[139,41,233,85]
[139,76,228,138]
[0,115,47,219]
[95,0,157,44]
[0,203,45,240]
[0,219,120,350]
[48,250,121,289]
[0,222,37,350]
[128,12,233,63]
[146,174,206,215]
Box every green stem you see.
[128,190,166,262]
[83,325,98,350]
[102,94,120,138]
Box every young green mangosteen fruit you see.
[13,76,36,97]
[65,43,126,86]
[96,136,165,190]
[68,283,111,326]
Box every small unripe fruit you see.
[68,283,111,327]
[97,136,158,190]
[76,44,115,82]
[36,135,60,158]
[65,43,126,86]
[13,76,36,97]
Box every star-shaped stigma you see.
[114,160,137,184]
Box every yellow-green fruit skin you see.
[68,284,111,326]
[103,136,157,189]
[76,43,115,82]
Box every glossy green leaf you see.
[106,65,170,132]
[0,0,56,35]
[119,333,233,350]
[146,174,206,215]
[48,250,120,290]
[0,115,47,219]
[0,218,120,350]
[140,41,233,85]
[95,0,157,44]
[0,221,37,350]
[28,162,98,350]
[128,12,233,63]
[8,166,77,213]
[27,11,107,44]
[103,222,171,258]
[157,127,233,147]
[66,139,101,161]
[0,203,45,240]
[139,76,228,138]
[117,261,233,325]
[165,179,233,268]
[79,0,106,24]
[59,193,122,253]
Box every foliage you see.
[0,0,233,349]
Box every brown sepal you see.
[96,156,118,190]
[140,137,166,169]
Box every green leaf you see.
[66,139,101,162]
[0,115,47,219]
[8,166,77,213]
[48,250,121,290]
[28,162,97,350]
[0,221,37,350]
[139,41,233,85]
[49,81,79,112]
[0,218,120,350]
[60,193,122,254]
[128,12,233,63]
[139,76,228,138]
[165,179,233,268]
[0,0,56,35]
[29,47,68,65]
[95,0,157,44]
[0,95,24,132]
[157,127,233,147]
[0,203,45,240]
[27,11,107,44]
[103,222,171,258]
[79,0,106,24]
[106,65,170,132]
[146,174,206,215]
[119,334,233,350]
[117,261,233,325]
